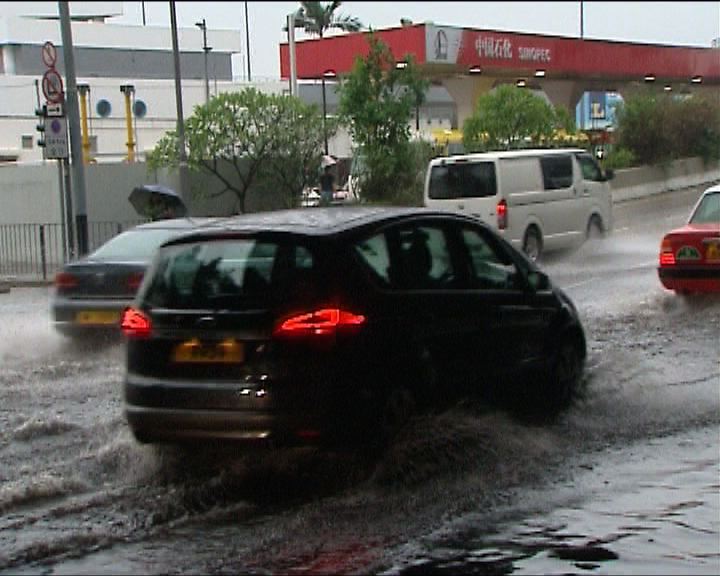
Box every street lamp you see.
[195,18,212,105]
[321,69,336,155]
[396,60,420,132]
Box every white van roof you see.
[429,148,587,165]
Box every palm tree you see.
[290,1,363,38]
[286,2,363,155]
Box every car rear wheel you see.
[523,226,543,261]
[379,386,417,445]
[548,338,583,409]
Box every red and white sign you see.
[42,68,64,104]
[42,41,58,69]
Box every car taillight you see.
[121,307,152,338]
[273,308,366,338]
[127,272,144,291]
[497,199,508,230]
[660,239,675,266]
[54,272,78,289]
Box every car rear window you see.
[428,161,497,199]
[690,192,720,224]
[90,228,181,261]
[141,238,316,310]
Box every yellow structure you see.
[77,84,92,164]
[120,85,136,162]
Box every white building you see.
[0,2,287,164]
[0,2,457,165]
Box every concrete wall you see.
[610,157,720,202]
[0,161,240,226]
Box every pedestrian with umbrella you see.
[319,155,337,207]
[129,184,187,220]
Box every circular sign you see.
[50,119,62,133]
[133,99,147,118]
[42,41,57,68]
[96,99,112,117]
[42,68,64,104]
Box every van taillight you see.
[273,308,366,338]
[121,307,152,338]
[54,272,78,289]
[660,239,675,266]
[497,199,508,230]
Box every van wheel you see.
[587,215,603,240]
[523,226,542,261]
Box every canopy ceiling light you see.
[534,69,546,78]
[644,74,656,82]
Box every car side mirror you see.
[527,270,550,291]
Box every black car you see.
[122,207,586,446]
[52,217,220,338]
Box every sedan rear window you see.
[690,192,720,224]
[90,228,180,261]
[142,239,315,309]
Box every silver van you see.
[424,148,614,260]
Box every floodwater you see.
[0,186,718,575]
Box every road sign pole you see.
[56,159,68,262]
[62,157,76,260]
[59,1,89,257]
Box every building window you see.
[22,135,34,149]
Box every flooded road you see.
[1,186,718,575]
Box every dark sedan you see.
[52,217,220,338]
[122,207,587,447]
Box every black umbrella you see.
[129,184,187,219]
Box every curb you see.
[0,278,53,290]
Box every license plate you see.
[705,241,720,263]
[75,310,120,325]
[172,338,245,364]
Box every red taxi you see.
[658,184,720,294]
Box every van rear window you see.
[141,239,316,310]
[428,162,497,199]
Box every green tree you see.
[607,91,719,167]
[147,88,328,213]
[462,84,556,152]
[288,1,363,37]
[613,91,669,165]
[262,97,337,208]
[337,34,429,202]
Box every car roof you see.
[163,206,477,242]
[428,147,587,165]
[702,184,720,195]
[131,217,224,231]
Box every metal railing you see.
[0,220,147,282]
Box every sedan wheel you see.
[380,387,417,444]
[551,339,582,409]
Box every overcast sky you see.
[107,2,720,80]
